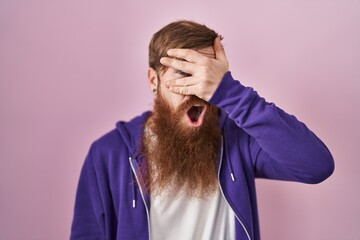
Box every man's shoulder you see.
[93,128,123,149]
[86,128,125,162]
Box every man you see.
[70,20,334,240]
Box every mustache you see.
[176,95,209,113]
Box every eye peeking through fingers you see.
[176,69,186,75]
[176,70,191,76]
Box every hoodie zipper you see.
[129,156,152,240]
[218,136,252,240]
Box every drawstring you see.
[129,156,136,208]
[224,141,236,182]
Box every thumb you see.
[214,36,227,61]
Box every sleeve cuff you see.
[208,71,246,107]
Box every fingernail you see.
[160,57,165,63]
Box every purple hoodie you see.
[70,71,334,240]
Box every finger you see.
[160,57,195,74]
[167,85,197,96]
[166,48,206,63]
[165,77,198,87]
[214,36,227,61]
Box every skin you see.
[147,36,229,109]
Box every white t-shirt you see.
[150,186,236,240]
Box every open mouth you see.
[186,104,207,127]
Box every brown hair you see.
[148,20,220,74]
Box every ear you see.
[147,67,159,95]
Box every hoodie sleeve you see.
[208,71,335,184]
[70,143,106,239]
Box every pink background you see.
[0,0,359,239]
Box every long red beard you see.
[140,91,221,198]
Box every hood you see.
[115,111,152,159]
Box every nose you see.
[183,95,191,102]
